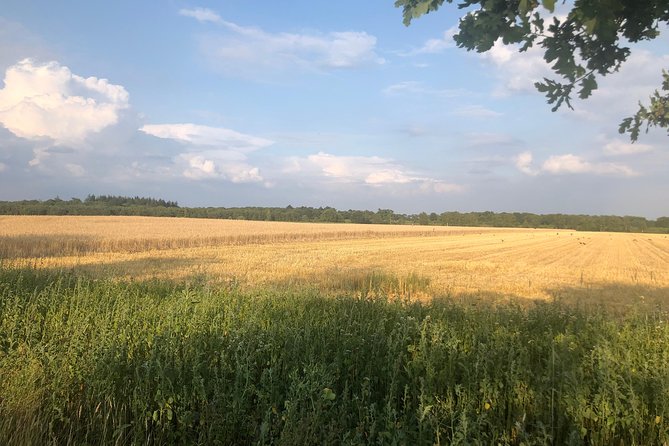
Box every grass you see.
[1,267,668,445]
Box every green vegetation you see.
[1,267,668,445]
[1,196,669,233]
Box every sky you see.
[0,1,667,218]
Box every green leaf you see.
[541,0,555,12]
[584,18,597,35]
[579,73,598,99]
[322,387,336,401]
[413,2,431,18]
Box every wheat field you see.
[2,215,668,306]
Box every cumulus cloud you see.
[515,151,637,177]
[141,123,271,183]
[287,151,463,193]
[0,59,129,149]
[179,7,222,24]
[178,151,262,183]
[186,12,384,76]
[140,123,273,152]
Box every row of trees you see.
[83,195,179,208]
[0,196,667,233]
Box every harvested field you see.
[2,215,668,306]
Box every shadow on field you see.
[544,282,669,312]
[14,256,214,283]
[437,282,669,313]
[0,234,98,258]
[268,267,433,299]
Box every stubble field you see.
[1,215,669,444]
[2,215,668,307]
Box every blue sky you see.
[0,1,667,217]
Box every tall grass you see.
[0,267,667,445]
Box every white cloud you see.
[541,154,591,174]
[288,151,463,193]
[194,14,384,76]
[580,51,669,122]
[400,27,457,56]
[480,35,669,126]
[0,162,6,172]
[179,7,222,24]
[383,81,465,98]
[65,163,85,177]
[603,139,654,156]
[364,169,413,185]
[141,122,272,183]
[0,59,129,147]
[306,152,386,180]
[515,151,538,176]
[515,151,637,177]
[482,41,550,96]
[178,151,262,183]
[542,154,637,176]
[140,123,273,152]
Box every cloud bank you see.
[286,151,463,193]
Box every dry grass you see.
[2,215,669,307]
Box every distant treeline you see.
[82,194,179,208]
[1,196,668,233]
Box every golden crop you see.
[2,215,668,307]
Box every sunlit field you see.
[2,215,668,307]
[1,215,669,444]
